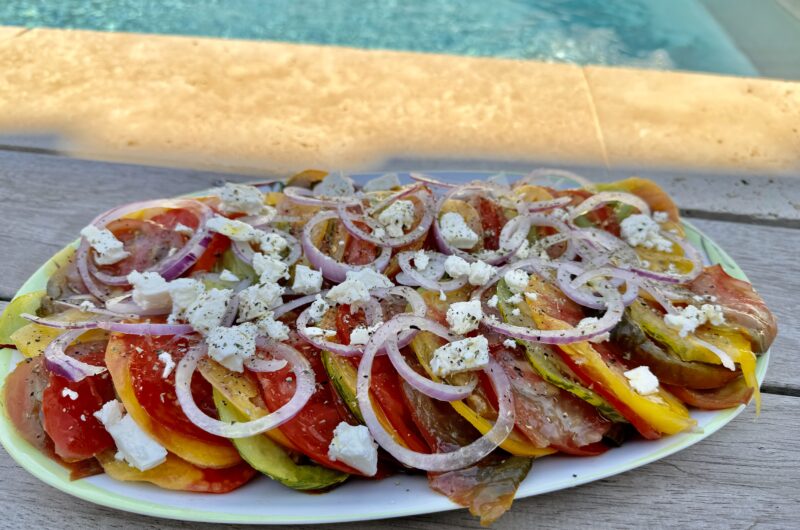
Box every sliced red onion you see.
[43,329,107,382]
[516,168,594,189]
[77,239,113,301]
[569,191,650,223]
[232,227,302,268]
[694,337,736,371]
[175,341,314,438]
[104,294,170,316]
[517,196,572,215]
[301,211,391,282]
[371,286,428,350]
[357,316,515,471]
[338,189,434,248]
[396,251,467,292]
[221,295,240,327]
[244,356,288,372]
[409,172,458,188]
[97,321,196,336]
[626,232,704,284]
[22,313,103,330]
[556,263,640,309]
[364,182,425,215]
[272,292,326,320]
[383,315,477,401]
[283,186,360,208]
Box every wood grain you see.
[0,392,794,530]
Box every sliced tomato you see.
[188,232,231,274]
[343,229,379,265]
[256,338,364,475]
[97,450,256,493]
[474,196,506,251]
[97,218,186,277]
[335,304,366,345]
[41,341,116,461]
[663,377,753,410]
[492,342,610,455]
[105,334,242,468]
[687,265,777,354]
[126,334,227,445]
[150,208,200,231]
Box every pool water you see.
[0,0,757,76]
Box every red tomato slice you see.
[98,218,186,277]
[474,196,506,251]
[125,334,229,446]
[188,232,231,274]
[256,339,364,475]
[343,227,379,265]
[41,341,117,461]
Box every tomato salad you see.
[0,170,777,524]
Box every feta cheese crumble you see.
[430,335,490,377]
[444,255,471,279]
[446,300,483,335]
[652,211,670,224]
[94,400,167,471]
[127,271,171,310]
[206,216,257,242]
[504,269,530,294]
[218,183,265,215]
[328,422,378,476]
[315,172,355,197]
[468,260,496,286]
[166,278,204,324]
[349,322,383,345]
[503,339,518,349]
[61,388,79,400]
[363,173,401,192]
[292,264,323,295]
[413,250,430,271]
[158,352,175,378]
[206,322,259,372]
[487,295,499,308]
[623,366,660,395]
[308,295,331,323]
[218,269,240,282]
[304,326,337,338]
[377,200,416,238]
[80,225,130,265]
[326,278,372,306]
[256,313,291,341]
[663,304,726,338]
[620,214,673,252]
[237,283,284,322]
[252,253,288,283]
[345,268,393,290]
[439,212,479,249]
[174,223,194,236]
[184,288,234,334]
[78,300,96,313]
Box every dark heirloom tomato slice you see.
[97,218,186,278]
[41,341,116,462]
[188,233,231,274]
[343,228,379,266]
[256,339,365,475]
[663,377,753,410]
[126,335,228,445]
[474,196,506,251]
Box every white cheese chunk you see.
[255,231,289,257]
[255,313,291,341]
[328,422,378,476]
[349,322,383,345]
[345,268,393,290]
[127,271,171,310]
[292,264,323,295]
[304,326,337,338]
[327,278,371,306]
[377,200,416,238]
[430,335,490,377]
[94,400,167,471]
[315,172,355,197]
[80,225,130,265]
[206,216,257,242]
[623,366,660,395]
[167,278,205,324]
[443,255,470,278]
[237,283,284,322]
[174,222,194,236]
[663,303,725,338]
[206,323,259,372]
[503,339,518,349]
[414,250,430,271]
[504,269,530,294]
[652,211,670,223]
[252,253,289,283]
[218,269,240,282]
[468,260,496,286]
[487,294,499,308]
[218,182,265,215]
[158,352,176,379]
[78,300,96,313]
[620,214,673,252]
[363,173,401,192]
[184,288,234,334]
[439,212,479,249]
[507,293,522,304]
[61,388,79,400]
[446,300,483,335]
[308,294,331,323]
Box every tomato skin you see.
[126,335,229,445]
[41,342,117,461]
[256,339,363,475]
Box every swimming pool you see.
[0,0,757,77]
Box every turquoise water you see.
[0,0,757,76]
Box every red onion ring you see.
[43,329,108,382]
[517,196,572,215]
[104,294,170,316]
[516,168,594,189]
[383,315,477,401]
[556,263,640,309]
[283,186,361,208]
[301,211,391,282]
[21,313,106,330]
[409,172,458,188]
[175,341,314,437]
[231,227,302,268]
[337,189,435,248]
[396,251,467,292]
[626,232,704,284]
[569,191,651,223]
[356,316,515,471]
[97,321,197,336]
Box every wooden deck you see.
[0,149,797,529]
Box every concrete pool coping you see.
[0,26,798,177]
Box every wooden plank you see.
[0,392,795,529]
